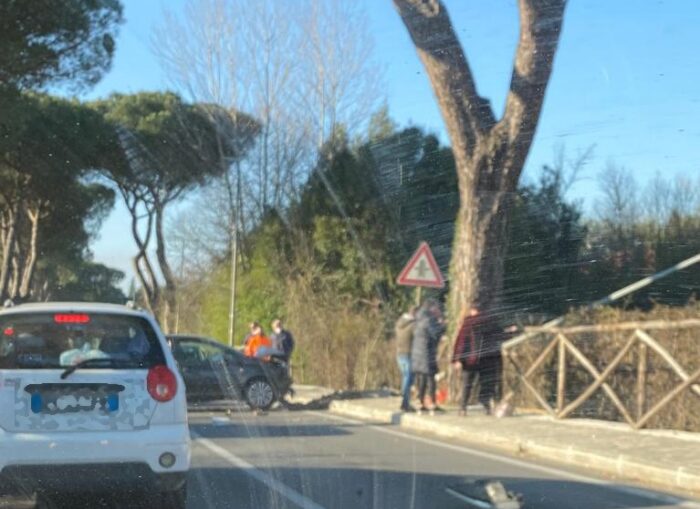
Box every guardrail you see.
[502,319,700,429]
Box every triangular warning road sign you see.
[397,242,445,288]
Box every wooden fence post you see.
[556,335,566,415]
[636,338,648,422]
[507,321,700,430]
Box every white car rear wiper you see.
[60,358,132,379]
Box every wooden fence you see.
[502,319,700,430]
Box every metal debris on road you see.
[211,416,232,426]
[445,479,523,509]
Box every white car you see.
[0,302,190,508]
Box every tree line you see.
[0,1,259,320]
[171,110,700,387]
[3,0,698,383]
[1,1,125,303]
[0,0,382,332]
[176,113,700,332]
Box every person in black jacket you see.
[270,319,295,361]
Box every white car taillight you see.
[147,365,177,402]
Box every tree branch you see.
[19,203,41,299]
[498,0,566,187]
[153,198,177,296]
[393,0,496,160]
[132,252,153,307]
[125,192,160,311]
[0,201,19,299]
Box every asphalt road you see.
[183,410,699,509]
[2,409,699,508]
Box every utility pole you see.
[174,240,185,334]
[228,166,243,347]
[227,222,238,347]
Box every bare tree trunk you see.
[133,252,157,308]
[0,204,19,300]
[9,234,22,300]
[451,185,513,316]
[135,247,159,313]
[38,278,50,302]
[395,0,565,313]
[124,190,160,314]
[8,204,27,301]
[19,205,41,300]
[154,199,177,332]
[394,0,566,400]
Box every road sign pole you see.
[415,286,423,306]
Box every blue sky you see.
[85,0,700,281]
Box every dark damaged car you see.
[167,335,293,411]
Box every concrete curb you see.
[328,400,700,496]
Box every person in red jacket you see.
[244,324,273,358]
[452,304,489,416]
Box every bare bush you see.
[284,269,396,391]
[155,0,384,268]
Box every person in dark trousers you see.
[452,305,482,416]
[270,319,295,361]
[477,315,502,412]
[453,303,505,416]
[269,319,296,401]
[395,306,418,412]
[411,299,446,415]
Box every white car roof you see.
[0,302,151,319]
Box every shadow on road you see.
[192,421,355,439]
[185,466,674,509]
[1,466,685,509]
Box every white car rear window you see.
[0,313,165,370]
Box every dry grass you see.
[284,272,398,391]
[503,304,700,431]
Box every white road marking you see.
[444,487,494,509]
[191,431,327,509]
[309,411,700,509]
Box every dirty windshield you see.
[1,0,699,508]
[0,313,163,370]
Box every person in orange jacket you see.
[243,323,273,358]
